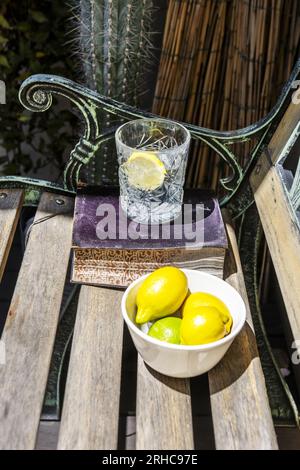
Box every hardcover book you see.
[71,188,228,287]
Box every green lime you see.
[148,317,182,344]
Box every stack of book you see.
[71,188,227,287]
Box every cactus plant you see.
[75,0,156,185]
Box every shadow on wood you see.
[143,361,192,396]
[209,322,258,393]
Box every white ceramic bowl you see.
[121,269,246,378]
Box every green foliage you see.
[0,0,77,176]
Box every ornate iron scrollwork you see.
[17,59,300,203]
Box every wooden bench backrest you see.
[250,101,300,388]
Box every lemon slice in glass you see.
[124,151,166,190]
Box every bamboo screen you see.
[153,0,300,191]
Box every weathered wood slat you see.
[0,193,74,450]
[267,102,300,164]
[251,159,300,386]
[208,212,278,450]
[0,189,23,281]
[58,286,124,450]
[136,356,194,450]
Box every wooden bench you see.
[0,69,299,450]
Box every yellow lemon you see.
[182,292,232,333]
[135,266,188,324]
[180,306,227,345]
[124,151,166,190]
[148,317,182,344]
